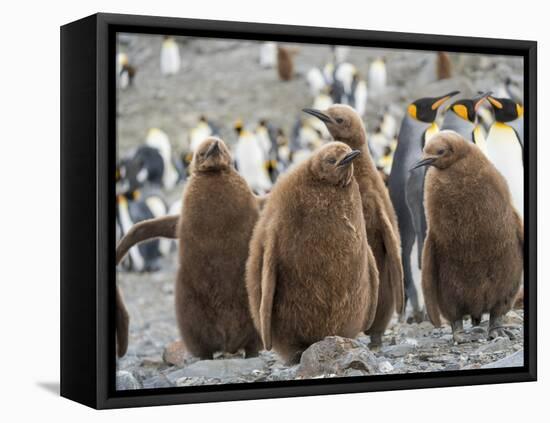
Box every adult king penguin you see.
[303,105,404,347]
[485,95,524,217]
[234,120,273,194]
[415,131,523,342]
[160,36,181,76]
[441,92,491,155]
[388,91,459,321]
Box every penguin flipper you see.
[421,232,442,327]
[259,234,277,351]
[405,168,427,268]
[378,207,405,315]
[116,215,179,265]
[363,244,380,331]
[116,286,130,357]
[513,209,524,253]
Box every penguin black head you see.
[116,189,141,205]
[487,96,524,122]
[192,137,232,173]
[302,104,365,148]
[408,91,460,123]
[309,141,361,188]
[412,130,470,171]
[234,119,244,135]
[448,92,491,123]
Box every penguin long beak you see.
[473,91,492,111]
[338,150,361,167]
[487,96,503,109]
[205,140,220,158]
[302,108,334,124]
[431,91,460,110]
[411,156,437,170]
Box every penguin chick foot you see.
[368,333,383,351]
[489,316,517,340]
[451,319,484,343]
[453,328,487,344]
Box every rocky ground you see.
[116,256,524,390]
[116,34,524,390]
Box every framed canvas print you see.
[60,13,537,409]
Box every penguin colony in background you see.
[115,42,525,366]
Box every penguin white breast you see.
[235,134,272,190]
[259,42,277,68]
[307,68,327,96]
[161,40,181,75]
[117,201,144,271]
[190,124,213,152]
[368,61,386,94]
[335,63,356,94]
[353,81,368,116]
[486,123,524,215]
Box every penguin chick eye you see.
[437,149,445,155]
[327,158,337,165]
[335,118,344,124]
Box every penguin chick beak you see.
[302,108,334,124]
[431,91,460,110]
[473,91,492,111]
[411,156,437,170]
[337,150,361,167]
[205,140,220,158]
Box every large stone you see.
[165,357,266,384]
[142,374,173,389]
[116,370,141,390]
[481,350,524,369]
[163,340,194,367]
[381,343,417,358]
[296,336,378,379]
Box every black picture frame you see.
[60,12,537,409]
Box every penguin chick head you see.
[192,137,232,173]
[302,104,365,148]
[487,96,523,122]
[412,130,470,171]
[309,141,361,187]
[408,91,460,123]
[449,91,491,123]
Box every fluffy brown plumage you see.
[437,52,452,80]
[303,105,404,347]
[246,142,379,364]
[277,46,296,81]
[175,137,261,358]
[418,131,523,341]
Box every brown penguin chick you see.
[415,131,523,342]
[437,52,452,80]
[174,137,262,358]
[277,46,296,81]
[246,142,380,364]
[302,105,404,348]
